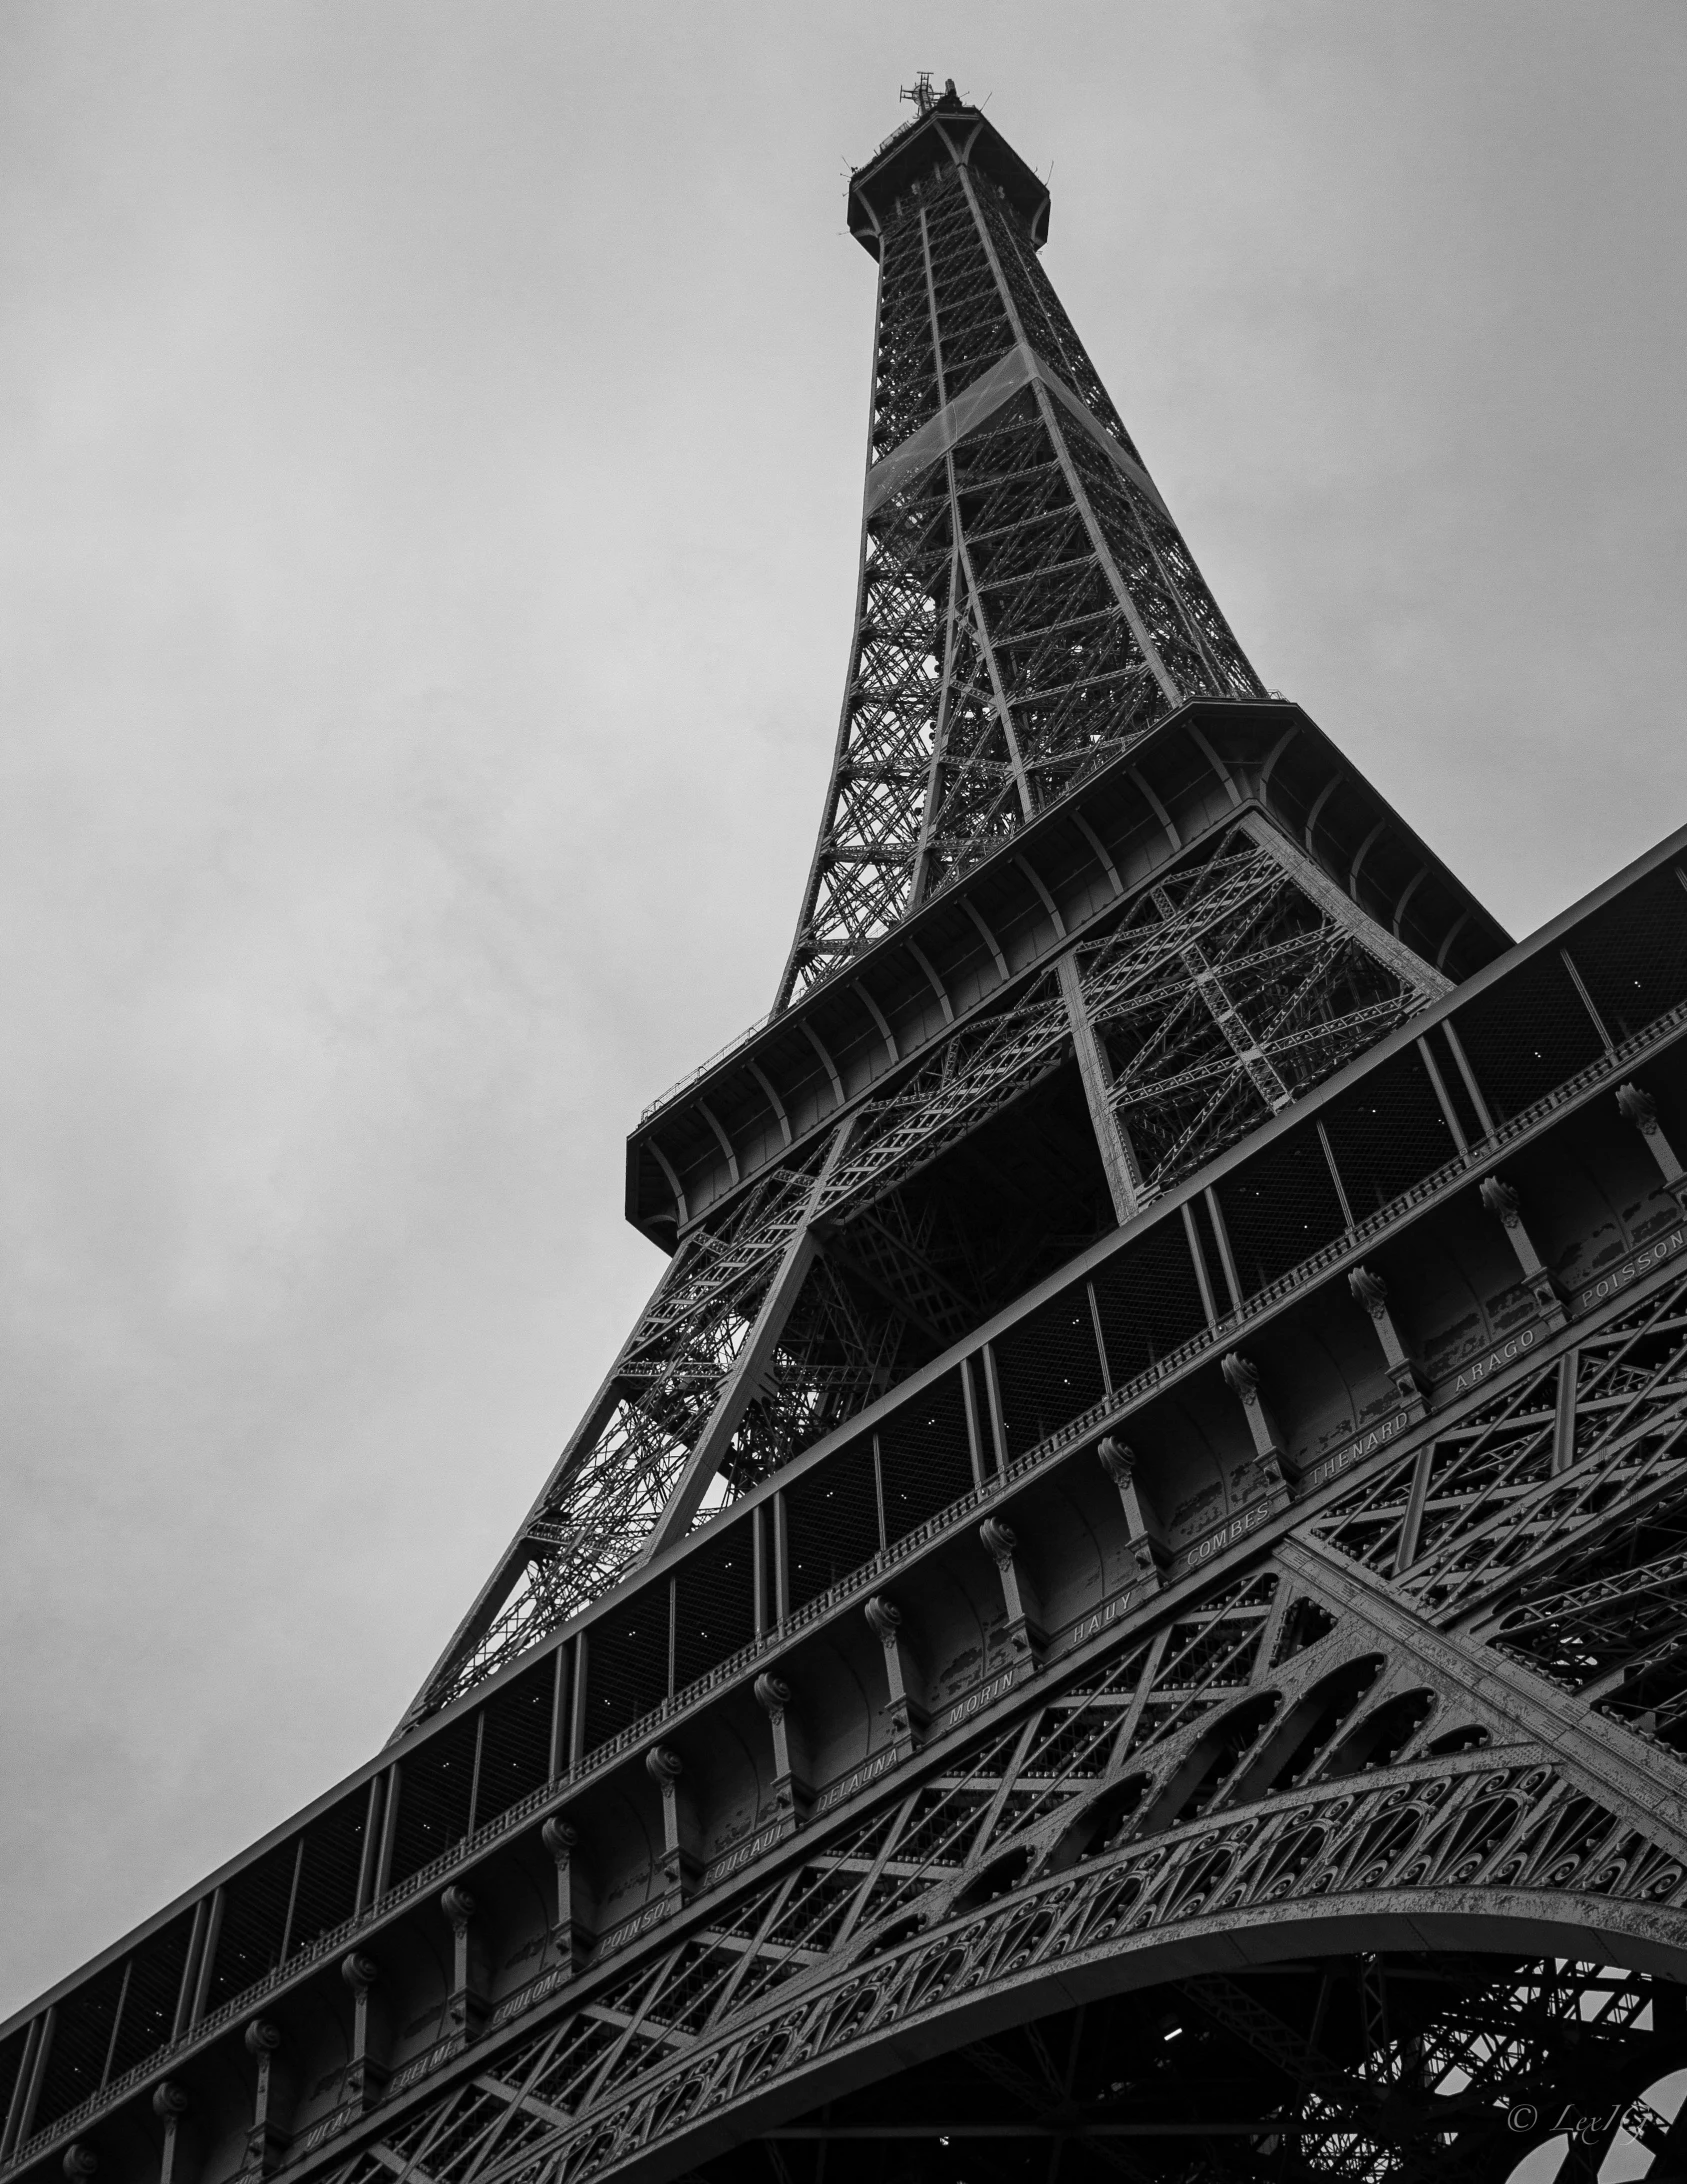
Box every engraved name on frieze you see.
[1169,1495,1278,1577]
[1444,1321,1545,1395]
[1300,1407,1415,1493]
[491,1961,574,2029]
[935,1668,1016,1733]
[1575,1224,1686,1313]
[813,1746,903,1813]
[701,1822,785,1888]
[1053,1577,1156,1656]
[593,1897,675,1957]
[389,2039,460,2096]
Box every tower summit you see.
[786,82,1265,1005]
[10,90,1687,2184]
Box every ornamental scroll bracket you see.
[1347,1264,1428,1421]
[755,1670,815,1831]
[1096,1436,1167,1588]
[540,1815,595,1971]
[978,1516,1048,1676]
[1479,1176,1568,1332]
[1617,1081,1687,1213]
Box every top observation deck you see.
[848,82,1051,256]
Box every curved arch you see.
[1044,1772,1154,1872]
[553,1886,1687,2184]
[1227,1653,1384,1802]
[1427,1721,1492,1756]
[1136,1690,1280,1836]
[951,1839,1038,1914]
[1321,1685,1439,1779]
[531,1750,1687,2184]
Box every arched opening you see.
[1044,1773,1154,1872]
[952,1842,1036,1915]
[1427,1722,1491,1757]
[1228,1654,1385,1802]
[1138,1692,1281,1836]
[1323,1687,1437,1778]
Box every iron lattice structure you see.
[12,81,1687,2184]
[777,89,1260,1004]
[423,825,1443,1716]
[401,89,1481,1725]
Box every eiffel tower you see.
[10,77,1687,2184]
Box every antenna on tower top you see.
[899,74,963,119]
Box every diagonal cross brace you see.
[641,1117,861,1560]
[1237,812,1449,1005]
[1280,1535,1687,1862]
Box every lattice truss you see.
[419,831,1425,1718]
[779,153,1263,1006]
[1310,1260,1687,1672]
[322,1432,1687,2184]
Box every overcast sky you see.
[2,2,1685,2016]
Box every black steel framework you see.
[778,93,1260,1003]
[400,79,1508,1721]
[8,81,1687,2184]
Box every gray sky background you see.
[2,1,1685,2014]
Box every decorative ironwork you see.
[307,1528,1687,2184]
